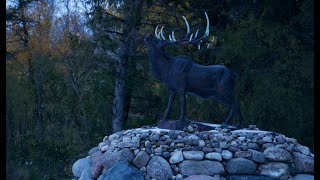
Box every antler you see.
[154,12,212,49]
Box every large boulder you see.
[97,161,143,180]
[292,152,314,173]
[179,160,225,176]
[91,148,135,178]
[263,147,293,162]
[72,156,91,178]
[79,169,93,180]
[225,158,257,175]
[146,156,173,179]
[259,162,290,179]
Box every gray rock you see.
[146,156,173,179]
[162,151,171,159]
[234,151,252,158]
[183,175,217,180]
[226,175,274,180]
[247,143,260,151]
[133,151,150,168]
[91,148,135,178]
[219,142,229,149]
[259,162,289,179]
[98,161,143,180]
[248,149,266,163]
[188,134,200,141]
[222,150,233,160]
[263,147,293,162]
[154,147,162,154]
[225,158,257,175]
[179,160,225,176]
[292,152,314,173]
[176,174,183,180]
[293,174,314,180]
[79,169,93,180]
[199,140,206,147]
[183,151,204,160]
[145,140,151,148]
[72,157,91,178]
[169,150,184,164]
[88,147,99,156]
[108,133,120,141]
[262,143,274,149]
[274,135,286,144]
[296,145,310,155]
[150,133,160,141]
[262,136,273,143]
[205,152,222,161]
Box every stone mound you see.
[72,123,314,180]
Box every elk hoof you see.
[236,123,242,129]
[221,123,228,129]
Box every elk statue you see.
[144,12,244,130]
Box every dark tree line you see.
[6,0,313,178]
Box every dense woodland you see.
[6,0,314,179]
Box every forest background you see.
[6,0,314,179]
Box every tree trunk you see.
[112,0,143,132]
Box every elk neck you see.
[147,45,171,80]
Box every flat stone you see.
[234,151,252,158]
[183,151,204,160]
[133,151,150,168]
[225,158,257,175]
[259,162,290,179]
[179,160,225,176]
[262,136,273,143]
[146,156,173,179]
[226,175,274,180]
[205,152,222,161]
[169,150,184,164]
[221,150,233,160]
[247,143,260,151]
[183,175,217,180]
[263,147,293,162]
[293,174,314,180]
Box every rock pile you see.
[72,124,314,180]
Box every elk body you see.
[144,12,243,129]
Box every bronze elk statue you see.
[144,12,244,130]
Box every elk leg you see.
[224,103,235,125]
[178,92,187,129]
[235,101,244,128]
[162,91,176,122]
